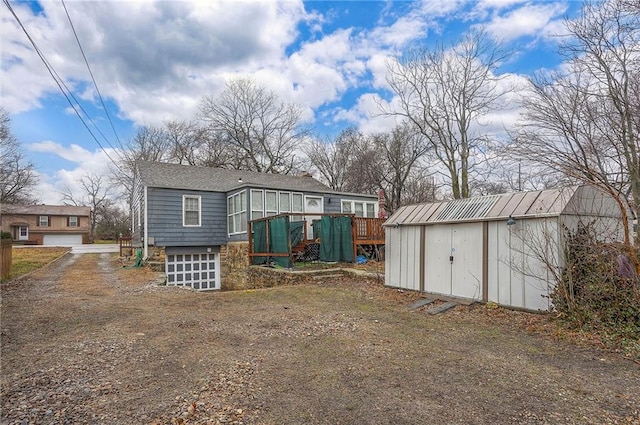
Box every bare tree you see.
[371,123,430,213]
[383,30,508,199]
[110,125,171,204]
[164,119,207,166]
[306,125,433,211]
[343,133,385,195]
[94,199,130,240]
[0,107,38,204]
[513,0,639,251]
[196,128,237,168]
[400,170,438,205]
[199,78,308,174]
[62,173,112,242]
[304,128,361,191]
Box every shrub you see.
[1,231,12,240]
[551,223,640,341]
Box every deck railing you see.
[119,237,133,257]
[353,217,385,244]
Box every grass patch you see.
[7,247,69,280]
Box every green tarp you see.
[251,221,268,265]
[319,216,354,263]
[252,215,354,267]
[269,216,291,268]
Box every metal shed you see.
[384,186,625,311]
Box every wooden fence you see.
[1,239,12,280]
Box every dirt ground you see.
[1,253,639,425]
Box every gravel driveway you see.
[1,253,639,424]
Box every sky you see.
[1,0,583,205]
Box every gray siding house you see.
[132,161,379,290]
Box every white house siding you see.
[423,222,484,300]
[385,226,421,291]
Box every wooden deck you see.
[353,217,385,245]
[249,214,385,264]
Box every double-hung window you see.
[68,216,79,227]
[183,195,201,226]
[291,193,304,221]
[227,191,247,234]
[251,190,264,220]
[39,215,49,227]
[265,191,278,217]
[279,192,291,213]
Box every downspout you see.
[144,186,149,259]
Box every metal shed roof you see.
[385,186,589,226]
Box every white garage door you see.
[43,234,83,246]
[166,252,220,290]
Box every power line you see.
[2,0,125,174]
[61,0,125,151]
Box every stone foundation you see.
[246,267,347,289]
[153,241,372,291]
[221,242,250,290]
[221,241,356,290]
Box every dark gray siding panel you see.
[325,194,378,214]
[228,233,248,242]
[147,188,227,247]
[324,198,341,214]
[166,246,220,255]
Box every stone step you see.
[312,273,344,280]
[425,301,458,315]
[408,298,435,310]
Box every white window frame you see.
[291,192,304,221]
[182,195,201,227]
[265,190,278,217]
[18,225,28,241]
[227,190,247,235]
[292,193,303,213]
[279,191,291,213]
[248,190,305,219]
[340,200,377,218]
[68,216,79,227]
[39,215,49,227]
[251,189,264,220]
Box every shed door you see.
[424,223,483,300]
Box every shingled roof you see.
[136,161,336,194]
[1,204,91,216]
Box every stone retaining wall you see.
[221,242,250,290]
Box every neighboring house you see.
[384,185,625,311]
[0,204,91,246]
[132,161,379,290]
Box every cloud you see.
[484,3,568,42]
[2,1,306,124]
[28,140,125,203]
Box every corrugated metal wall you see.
[486,218,557,311]
[385,226,421,292]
